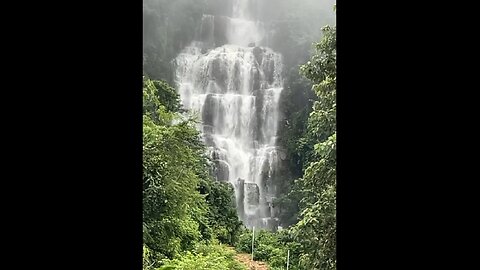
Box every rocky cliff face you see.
[174,0,284,230]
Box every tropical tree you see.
[290,24,336,270]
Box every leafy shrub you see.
[235,230,282,266]
[159,242,245,270]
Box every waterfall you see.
[174,0,283,230]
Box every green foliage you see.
[300,25,336,143]
[143,244,155,270]
[143,77,210,261]
[252,231,283,263]
[235,229,252,254]
[159,242,246,270]
[273,2,336,228]
[290,24,337,270]
[143,120,206,259]
[199,180,243,245]
[235,229,307,270]
[143,77,242,269]
[143,76,181,125]
[275,68,315,227]
[253,22,337,270]
[236,230,281,267]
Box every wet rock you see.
[232,62,242,91]
[245,182,259,205]
[203,133,215,146]
[203,124,214,134]
[252,66,261,91]
[211,147,228,161]
[213,16,229,47]
[213,159,230,182]
[261,159,270,173]
[252,46,263,64]
[208,57,228,91]
[237,178,245,219]
[198,15,215,48]
[237,178,245,200]
[270,202,278,218]
[264,58,275,84]
[202,94,216,126]
[173,9,285,231]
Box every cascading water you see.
[174,0,283,230]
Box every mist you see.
[143,0,336,81]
